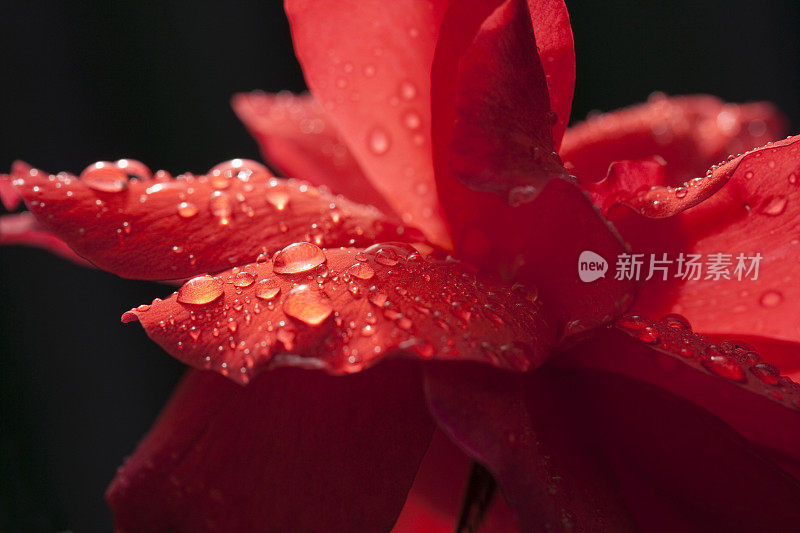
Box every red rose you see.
[2,0,799,531]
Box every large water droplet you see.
[702,353,746,382]
[177,275,224,305]
[367,128,391,155]
[283,285,333,325]
[273,242,326,274]
[81,163,128,193]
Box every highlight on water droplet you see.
[177,275,224,305]
[347,262,375,280]
[760,195,788,216]
[233,271,256,288]
[266,189,290,210]
[282,285,333,326]
[209,191,232,225]
[702,353,746,382]
[273,242,327,274]
[759,290,783,308]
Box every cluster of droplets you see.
[617,314,800,409]
[131,240,547,383]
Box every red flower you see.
[3,0,800,531]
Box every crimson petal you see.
[561,94,786,184]
[558,315,800,464]
[0,211,91,266]
[107,362,434,532]
[231,91,395,214]
[560,370,800,531]
[611,136,800,342]
[10,162,419,280]
[424,363,635,532]
[123,244,556,383]
[285,0,450,245]
[0,174,22,211]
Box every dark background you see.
[1,1,798,531]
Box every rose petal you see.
[231,91,395,214]
[424,362,635,531]
[123,244,556,384]
[447,0,569,197]
[610,136,800,342]
[560,369,800,530]
[285,0,450,245]
[11,161,420,280]
[106,362,434,532]
[561,94,786,184]
[0,174,22,211]
[558,315,800,463]
[0,211,92,267]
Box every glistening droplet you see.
[273,242,326,274]
[255,278,281,300]
[283,285,333,325]
[177,275,224,305]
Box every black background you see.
[1,1,798,531]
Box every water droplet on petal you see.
[273,242,327,274]
[402,111,421,130]
[399,80,417,100]
[367,128,391,155]
[209,191,232,225]
[760,290,783,308]
[702,354,746,382]
[81,163,128,192]
[266,189,290,210]
[674,187,688,198]
[760,195,788,216]
[178,202,198,218]
[751,362,781,385]
[660,313,692,331]
[283,285,333,325]
[347,262,375,280]
[254,278,281,300]
[177,275,224,305]
[233,271,255,287]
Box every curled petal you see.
[123,244,556,384]
[11,162,419,280]
[447,0,568,196]
[424,363,635,531]
[611,136,800,342]
[561,94,786,184]
[559,315,800,464]
[285,0,450,245]
[231,91,394,214]
[107,363,434,532]
[0,211,91,266]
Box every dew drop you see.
[347,262,375,280]
[266,189,290,210]
[282,285,333,325]
[209,191,232,225]
[402,111,421,130]
[254,278,281,300]
[702,354,746,382]
[81,163,128,193]
[177,202,198,218]
[177,275,224,305]
[759,290,783,308]
[674,187,688,198]
[760,195,788,216]
[367,128,391,155]
[233,271,255,288]
[273,242,327,274]
[399,81,417,100]
[660,313,691,331]
[751,362,781,385]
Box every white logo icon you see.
[578,251,608,282]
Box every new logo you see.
[578,250,608,282]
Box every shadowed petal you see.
[10,161,420,280]
[107,362,434,532]
[123,244,556,383]
[424,363,635,532]
[0,211,91,266]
